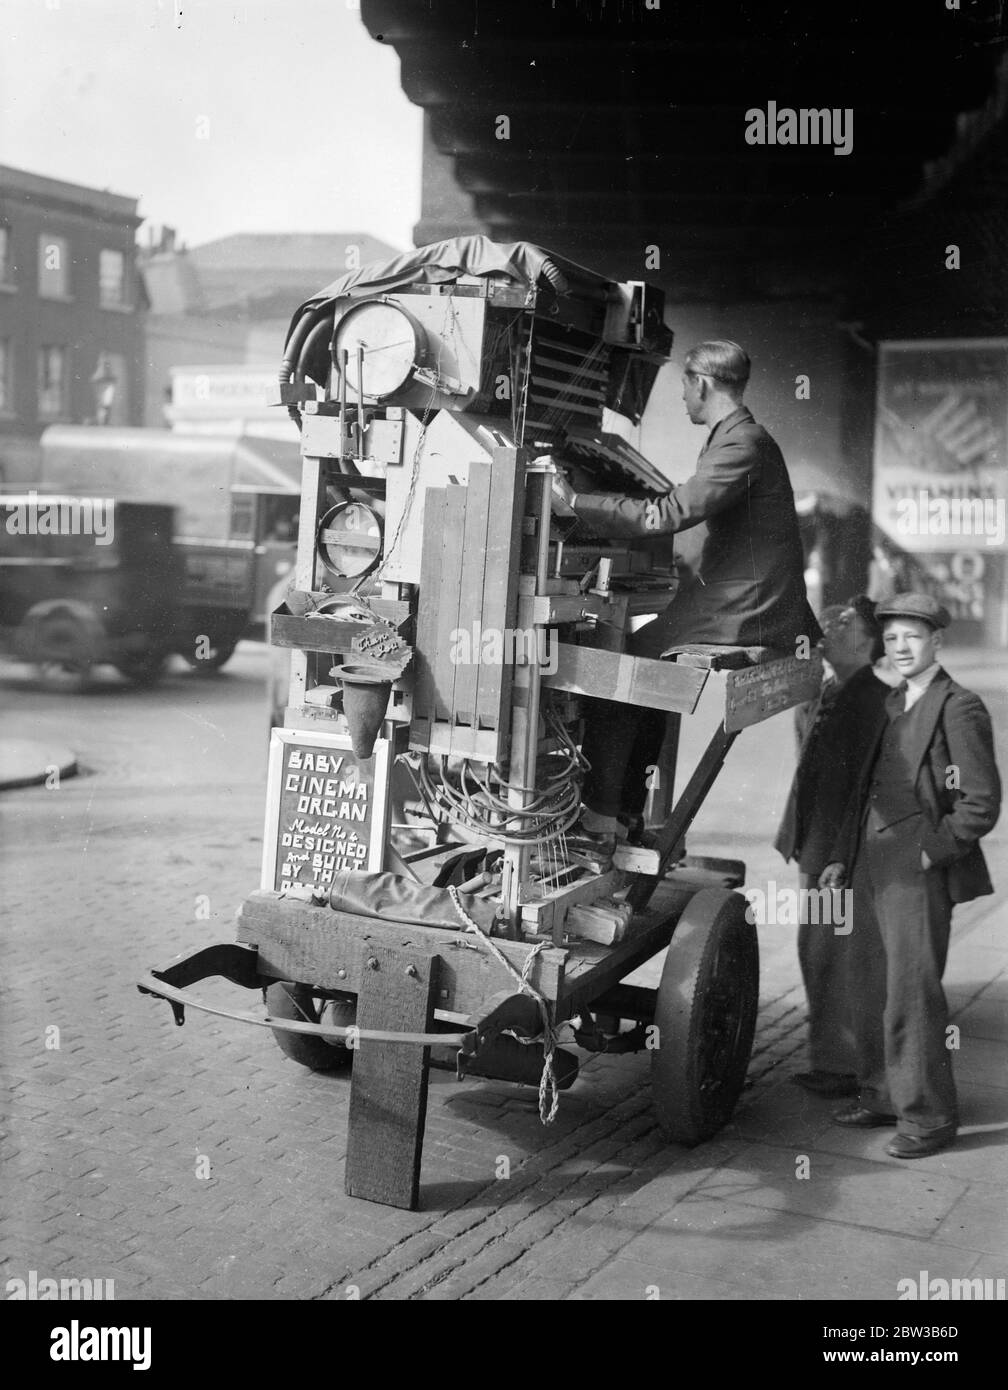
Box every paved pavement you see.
[0,737,77,791]
[1,644,1005,1300]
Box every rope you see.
[447,885,560,1125]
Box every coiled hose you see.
[279,304,335,432]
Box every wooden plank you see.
[474,448,525,750]
[423,722,502,762]
[287,455,329,709]
[724,651,823,732]
[410,488,446,750]
[236,892,567,1011]
[643,711,681,829]
[543,643,708,714]
[555,882,696,1021]
[294,456,326,592]
[519,868,619,937]
[664,644,780,670]
[433,485,468,723]
[345,942,438,1210]
[271,613,410,656]
[451,460,492,728]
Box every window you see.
[38,346,67,418]
[99,248,126,308]
[38,234,70,298]
[92,351,127,425]
[0,225,11,284]
[0,340,10,413]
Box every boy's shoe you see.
[832,1106,898,1128]
[886,1131,955,1159]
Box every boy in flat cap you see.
[820,593,1001,1156]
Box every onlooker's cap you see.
[875,591,951,630]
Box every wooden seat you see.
[660,643,792,671]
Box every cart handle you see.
[137,973,475,1049]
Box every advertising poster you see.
[873,340,1008,639]
[873,339,1008,554]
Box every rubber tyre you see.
[29,610,95,688]
[265,982,355,1072]
[651,887,759,1145]
[115,650,168,687]
[182,638,239,673]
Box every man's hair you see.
[847,593,884,662]
[684,340,751,391]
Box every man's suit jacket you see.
[830,668,1002,904]
[572,405,820,649]
[775,664,893,877]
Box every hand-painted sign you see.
[262,730,390,891]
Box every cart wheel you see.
[265,982,356,1072]
[651,887,758,1146]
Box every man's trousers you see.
[580,610,677,820]
[848,812,958,1139]
[797,870,857,1076]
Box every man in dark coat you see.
[775,597,897,1096]
[552,340,820,837]
[819,593,1001,1157]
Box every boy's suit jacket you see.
[829,668,1001,904]
[775,664,893,877]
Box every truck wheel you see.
[651,887,759,1146]
[265,982,356,1072]
[115,650,168,687]
[182,638,238,673]
[30,610,95,689]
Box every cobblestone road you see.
[2,645,1005,1300]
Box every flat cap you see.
[875,591,951,629]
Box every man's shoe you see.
[791,1071,859,1098]
[886,1131,955,1159]
[832,1105,898,1128]
[566,810,628,859]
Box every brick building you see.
[0,165,147,486]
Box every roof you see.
[142,232,405,316]
[0,164,140,224]
[188,233,402,271]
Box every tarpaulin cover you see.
[327,870,498,934]
[284,234,611,350]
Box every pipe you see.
[356,344,365,457]
[339,347,348,460]
[278,304,333,431]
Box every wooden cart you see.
[139,243,821,1210]
[139,644,818,1210]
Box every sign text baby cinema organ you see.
[283,748,368,819]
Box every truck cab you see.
[0,495,182,684]
[38,426,300,670]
